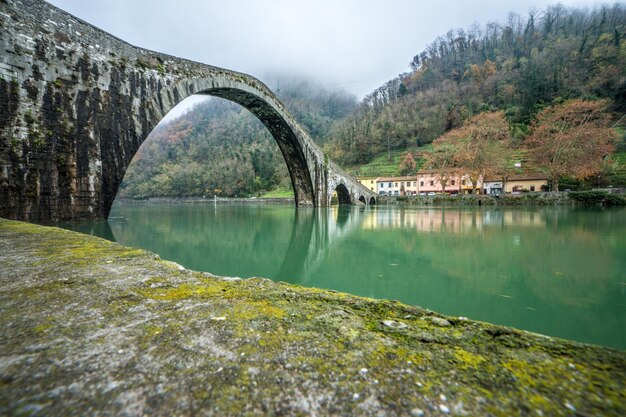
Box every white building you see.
[376,176,417,196]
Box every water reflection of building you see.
[360,209,479,233]
[501,210,545,227]
[278,207,549,285]
[360,208,547,233]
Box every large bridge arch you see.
[201,89,314,205]
[167,77,320,209]
[0,0,376,222]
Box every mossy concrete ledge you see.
[1,219,624,416]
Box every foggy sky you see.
[46,0,603,99]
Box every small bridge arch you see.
[333,183,352,205]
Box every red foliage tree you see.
[399,152,417,175]
[526,99,617,191]
[431,111,512,193]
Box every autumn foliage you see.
[427,101,617,193]
[526,100,617,191]
[322,5,625,169]
[398,152,417,175]
[426,140,457,192]
[429,111,512,192]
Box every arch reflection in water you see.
[60,219,117,242]
[98,203,625,349]
[278,205,365,281]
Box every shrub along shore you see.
[0,218,624,416]
[379,190,626,207]
[114,190,626,208]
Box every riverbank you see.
[116,190,626,208]
[1,218,624,416]
[379,190,626,207]
[115,196,294,205]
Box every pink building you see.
[416,170,463,194]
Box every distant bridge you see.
[0,0,375,222]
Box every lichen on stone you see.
[1,218,625,416]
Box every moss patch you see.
[1,218,625,416]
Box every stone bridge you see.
[0,0,376,222]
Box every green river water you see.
[63,203,626,349]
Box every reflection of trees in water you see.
[108,204,369,281]
[69,220,116,242]
[308,207,625,347]
[109,205,622,311]
[520,227,613,307]
[371,207,619,307]
[278,206,368,282]
[109,205,295,278]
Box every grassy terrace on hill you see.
[1,218,625,416]
[259,187,295,199]
[612,151,626,186]
[347,146,429,178]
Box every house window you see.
[462,180,466,185]
[451,180,456,185]
[420,181,424,186]
[395,182,398,187]
[430,181,434,186]
[413,182,416,186]
[530,185,535,191]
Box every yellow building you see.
[459,175,483,194]
[357,177,378,192]
[483,173,548,194]
[504,174,548,193]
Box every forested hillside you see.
[323,4,626,168]
[118,79,356,198]
[121,3,626,198]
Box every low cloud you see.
[48,0,600,98]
